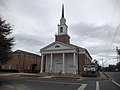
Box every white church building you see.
[40,5,92,75]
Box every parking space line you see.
[112,80,120,87]
[77,84,87,90]
[96,81,100,90]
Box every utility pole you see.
[102,58,104,71]
[116,47,120,63]
[116,47,118,63]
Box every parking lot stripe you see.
[77,84,87,90]
[112,80,120,87]
[96,81,100,90]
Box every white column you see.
[40,54,43,73]
[62,53,65,74]
[28,66,30,70]
[50,53,53,73]
[45,55,47,72]
[2,65,4,69]
[73,52,76,74]
[8,65,11,69]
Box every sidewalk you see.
[1,72,111,81]
[0,72,36,76]
[82,71,110,81]
[99,72,110,80]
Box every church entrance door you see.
[56,63,63,73]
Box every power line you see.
[104,24,120,64]
[104,0,118,53]
[102,0,119,64]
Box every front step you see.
[38,72,81,77]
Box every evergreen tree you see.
[0,17,14,64]
[116,62,120,71]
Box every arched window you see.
[60,27,63,33]
[55,45,60,48]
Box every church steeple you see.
[62,4,64,18]
[60,4,66,25]
[55,4,70,44]
[58,4,68,35]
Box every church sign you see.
[84,64,97,71]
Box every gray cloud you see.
[13,32,54,54]
[69,22,120,65]
[70,23,115,40]
[0,0,120,66]
[0,0,5,7]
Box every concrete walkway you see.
[0,72,108,80]
[0,73,35,76]
[40,76,54,78]
[99,72,110,80]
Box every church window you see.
[55,45,60,48]
[60,27,63,33]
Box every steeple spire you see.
[60,4,66,25]
[62,4,64,18]
[55,4,70,44]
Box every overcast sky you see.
[0,0,120,66]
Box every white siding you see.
[45,53,78,74]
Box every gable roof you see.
[13,50,40,57]
[69,43,85,50]
[68,43,92,60]
[40,41,78,52]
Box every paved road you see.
[0,73,120,90]
[105,72,120,84]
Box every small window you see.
[60,27,63,33]
[55,45,60,48]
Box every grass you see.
[96,71,100,77]
[82,71,100,77]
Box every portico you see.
[40,49,78,74]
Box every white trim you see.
[41,50,76,54]
[40,41,77,52]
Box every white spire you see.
[58,4,68,35]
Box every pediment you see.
[40,42,76,52]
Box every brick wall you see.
[1,50,41,72]
[78,54,91,75]
[55,34,70,44]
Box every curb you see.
[102,72,112,80]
